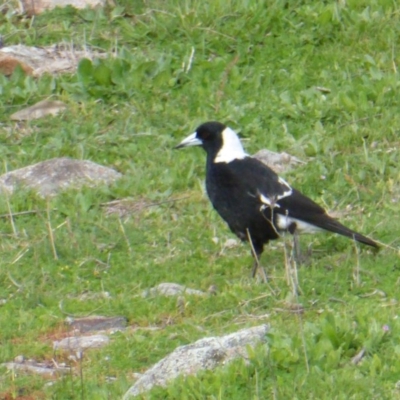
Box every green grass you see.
[0,0,400,398]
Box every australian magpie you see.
[175,121,378,275]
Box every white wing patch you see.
[277,176,293,199]
[258,177,319,235]
[259,193,280,208]
[214,127,248,163]
[276,214,323,234]
[258,176,293,209]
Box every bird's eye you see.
[198,130,211,140]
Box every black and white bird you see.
[175,121,378,275]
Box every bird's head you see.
[175,121,247,163]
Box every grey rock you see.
[53,334,110,351]
[0,157,121,196]
[253,149,305,174]
[142,282,207,298]
[20,0,105,16]
[66,315,127,333]
[123,324,269,398]
[3,359,70,376]
[14,355,25,363]
[10,100,67,121]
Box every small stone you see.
[208,285,218,295]
[10,100,67,121]
[66,316,127,333]
[142,283,206,298]
[253,149,305,174]
[14,355,25,363]
[53,334,110,351]
[223,238,239,249]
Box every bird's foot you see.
[292,234,312,266]
[251,261,268,283]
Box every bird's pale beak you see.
[174,132,202,149]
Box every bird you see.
[175,121,378,277]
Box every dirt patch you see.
[0,391,45,400]
[101,197,154,218]
[0,44,110,77]
[101,196,190,218]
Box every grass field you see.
[1,0,400,398]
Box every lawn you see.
[0,0,400,398]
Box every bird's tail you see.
[316,217,378,248]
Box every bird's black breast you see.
[205,158,280,246]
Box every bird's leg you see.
[251,247,268,282]
[292,231,301,263]
[286,221,301,263]
[291,231,312,265]
[251,250,261,278]
[252,255,268,282]
[246,229,268,282]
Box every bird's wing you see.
[227,158,294,205]
[228,157,327,216]
[276,187,327,218]
[224,158,378,247]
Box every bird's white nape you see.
[214,127,248,163]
